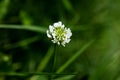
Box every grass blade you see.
[56,40,94,73]
[0,25,47,33]
[37,46,54,72]
[4,36,39,49]
[55,75,75,80]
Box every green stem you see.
[0,24,47,33]
[52,44,57,73]
[49,44,57,80]
[0,72,77,76]
[56,40,94,73]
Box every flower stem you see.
[49,44,57,80]
[52,44,57,73]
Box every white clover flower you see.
[46,21,72,47]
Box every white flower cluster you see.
[46,21,72,47]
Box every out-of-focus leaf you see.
[0,76,5,80]
[55,75,75,80]
[4,36,39,49]
[0,25,47,33]
[20,11,33,25]
[56,40,94,73]
[89,50,120,80]
[0,0,10,20]
[37,46,54,72]
[62,0,74,13]
[30,75,47,80]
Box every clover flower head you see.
[46,21,72,47]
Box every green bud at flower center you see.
[54,27,66,41]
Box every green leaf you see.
[62,0,74,13]
[20,11,33,25]
[56,40,94,73]
[0,25,47,33]
[37,46,54,72]
[0,0,10,20]
[55,75,75,80]
[30,75,47,80]
[4,36,40,49]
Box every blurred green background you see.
[0,0,120,80]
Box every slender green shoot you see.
[0,25,47,33]
[56,40,94,73]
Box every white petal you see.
[61,24,65,28]
[54,23,59,27]
[51,40,56,43]
[46,30,52,38]
[52,33,56,38]
[61,43,65,47]
[57,42,60,45]
[49,25,54,32]
[58,21,62,26]
[66,39,71,43]
[66,28,72,38]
